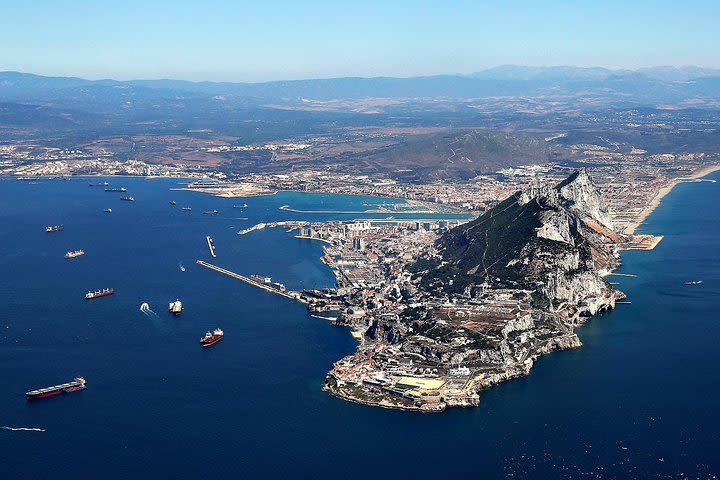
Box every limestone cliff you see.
[417,168,621,312]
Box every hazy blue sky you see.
[3,0,718,82]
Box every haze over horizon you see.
[4,64,720,84]
[4,0,719,82]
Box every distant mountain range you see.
[1,66,720,104]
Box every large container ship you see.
[26,377,86,400]
[105,187,126,192]
[120,196,135,202]
[85,288,114,299]
[64,249,85,259]
[45,225,64,233]
[89,182,109,187]
[200,328,224,347]
[169,299,183,315]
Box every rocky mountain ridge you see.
[418,168,621,318]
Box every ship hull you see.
[26,390,64,400]
[201,336,223,347]
[85,290,114,299]
[26,377,86,400]
[63,385,86,393]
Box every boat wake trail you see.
[2,426,45,432]
[179,261,186,272]
[140,303,159,318]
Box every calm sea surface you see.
[1,175,718,479]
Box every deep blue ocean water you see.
[1,174,718,479]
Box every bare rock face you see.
[421,169,622,310]
[557,168,613,230]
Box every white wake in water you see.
[140,303,159,318]
[179,261,186,272]
[2,426,45,432]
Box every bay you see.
[1,174,718,479]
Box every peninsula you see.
[285,169,659,411]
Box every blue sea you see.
[1,174,719,479]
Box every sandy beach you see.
[625,163,720,234]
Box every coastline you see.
[624,163,720,235]
[316,167,714,413]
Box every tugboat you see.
[45,225,64,233]
[85,288,114,299]
[168,299,183,316]
[64,249,85,259]
[26,377,86,400]
[200,328,224,347]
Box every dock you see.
[206,236,216,257]
[196,260,296,299]
[237,223,266,235]
[605,273,638,278]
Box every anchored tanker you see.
[200,328,224,347]
[85,288,114,299]
[26,377,86,400]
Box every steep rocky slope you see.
[418,168,620,315]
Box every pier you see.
[196,260,296,299]
[206,235,216,257]
[605,273,638,278]
[237,223,266,235]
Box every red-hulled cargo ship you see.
[26,377,86,400]
[200,328,224,347]
[85,288,114,300]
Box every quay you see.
[196,260,296,299]
[206,235,216,257]
[605,273,639,278]
[237,223,266,235]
